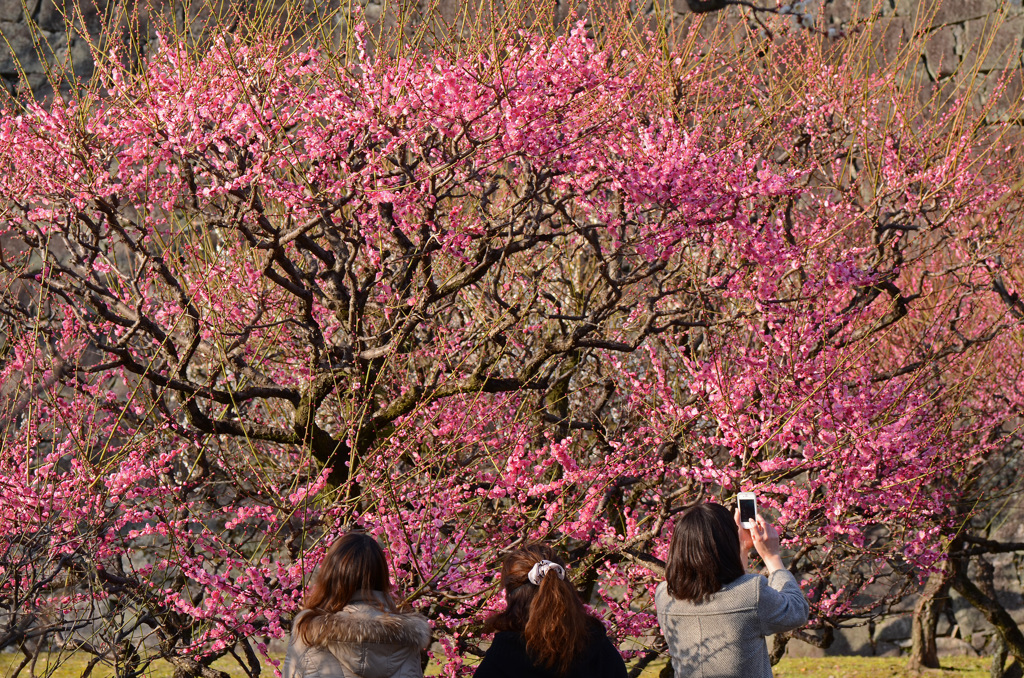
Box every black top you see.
[473,625,628,678]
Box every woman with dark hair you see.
[283,532,431,678]
[474,543,627,678]
[655,502,808,678]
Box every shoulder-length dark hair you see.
[665,502,745,603]
[484,543,597,676]
[295,532,397,643]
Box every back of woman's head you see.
[297,532,395,643]
[665,502,744,603]
[486,543,595,676]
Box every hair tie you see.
[527,560,565,585]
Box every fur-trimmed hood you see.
[297,605,431,649]
[285,597,431,678]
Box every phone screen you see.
[739,498,756,524]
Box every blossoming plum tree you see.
[1,7,1023,677]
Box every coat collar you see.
[297,604,431,649]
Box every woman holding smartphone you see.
[655,501,808,678]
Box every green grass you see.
[631,656,1001,678]
[0,652,1003,678]
[771,656,1000,678]
[0,652,269,678]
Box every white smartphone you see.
[738,492,757,529]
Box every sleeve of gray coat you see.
[758,569,810,636]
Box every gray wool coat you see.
[283,593,432,678]
[655,570,809,678]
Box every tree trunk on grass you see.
[770,634,790,665]
[908,564,951,671]
[951,557,1024,672]
[993,636,1009,678]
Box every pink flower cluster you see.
[1,16,1022,675]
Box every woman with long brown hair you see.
[283,532,431,678]
[473,543,627,678]
[655,502,808,678]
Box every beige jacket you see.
[282,593,431,678]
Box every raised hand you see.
[750,515,786,574]
[734,508,755,552]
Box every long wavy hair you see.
[484,543,597,676]
[664,502,745,603]
[295,532,397,644]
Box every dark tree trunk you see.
[770,634,790,665]
[951,556,1024,670]
[993,636,1009,678]
[971,556,1023,678]
[908,564,950,671]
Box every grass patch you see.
[636,656,1001,677]
[772,656,996,678]
[0,652,273,678]
[0,652,1001,678]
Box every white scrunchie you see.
[527,560,566,585]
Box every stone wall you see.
[2,0,1023,113]
[784,509,1024,660]
[0,0,97,98]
